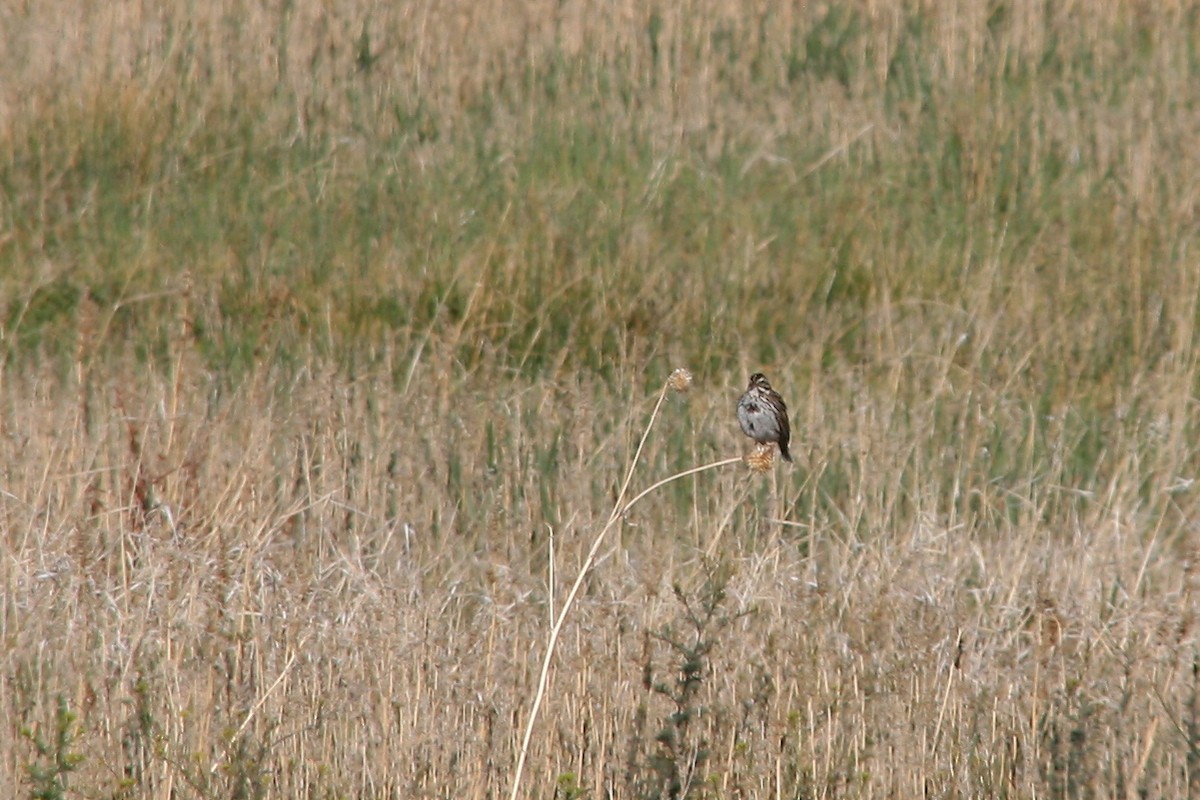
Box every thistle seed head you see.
[744,443,775,473]
[668,368,693,393]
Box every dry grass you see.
[4,1,1200,798]
[6,336,1200,799]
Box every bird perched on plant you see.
[737,373,793,462]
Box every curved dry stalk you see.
[608,377,671,524]
[508,373,733,800]
[615,456,745,519]
[508,455,741,800]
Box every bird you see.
[737,373,793,462]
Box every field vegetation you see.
[4,1,1200,797]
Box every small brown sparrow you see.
[737,373,792,462]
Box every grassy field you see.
[4,1,1200,797]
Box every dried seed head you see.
[667,368,693,393]
[744,443,775,473]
